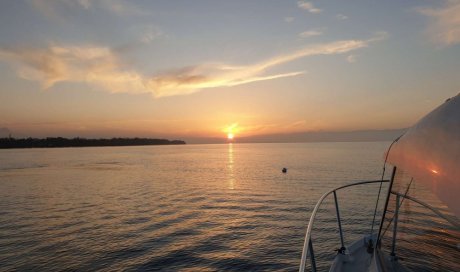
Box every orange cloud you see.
[0,33,386,97]
[299,30,323,38]
[148,33,386,97]
[0,44,145,92]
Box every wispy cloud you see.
[147,66,304,97]
[223,123,239,134]
[0,33,386,98]
[77,0,91,9]
[346,55,357,63]
[297,1,322,14]
[284,17,295,23]
[30,0,71,21]
[147,33,389,97]
[130,25,163,44]
[220,119,312,137]
[336,14,348,20]
[299,29,323,38]
[99,0,150,16]
[417,0,460,46]
[0,44,145,92]
[30,0,150,20]
[221,122,279,136]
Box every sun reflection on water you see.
[227,143,235,189]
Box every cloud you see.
[0,44,145,92]
[30,0,149,19]
[220,122,280,136]
[299,29,323,38]
[284,120,308,130]
[336,14,348,20]
[284,17,295,23]
[147,35,387,97]
[78,0,91,9]
[0,33,386,98]
[297,1,322,14]
[417,0,460,46]
[99,0,150,16]
[219,120,312,137]
[346,55,357,63]
[29,0,67,21]
[223,123,239,134]
[130,25,163,44]
[147,66,305,97]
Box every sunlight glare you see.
[224,123,238,140]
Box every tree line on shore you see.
[0,137,186,149]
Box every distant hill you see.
[0,137,186,149]
[184,128,407,144]
[237,128,407,143]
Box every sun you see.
[224,123,238,140]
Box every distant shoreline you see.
[0,137,186,149]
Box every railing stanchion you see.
[333,191,345,252]
[308,238,317,272]
[299,179,458,272]
[391,194,400,257]
[299,180,390,272]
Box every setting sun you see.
[224,123,238,141]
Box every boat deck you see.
[329,237,373,272]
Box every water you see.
[0,142,390,271]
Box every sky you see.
[0,0,459,142]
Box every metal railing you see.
[385,191,460,258]
[299,180,460,272]
[299,180,389,272]
[389,191,459,228]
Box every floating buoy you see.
[282,167,287,173]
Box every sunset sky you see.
[0,0,459,142]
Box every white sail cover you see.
[387,94,460,217]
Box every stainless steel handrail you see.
[299,179,389,272]
[389,191,460,228]
[381,191,460,260]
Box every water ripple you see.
[3,143,450,271]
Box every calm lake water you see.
[0,142,392,271]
